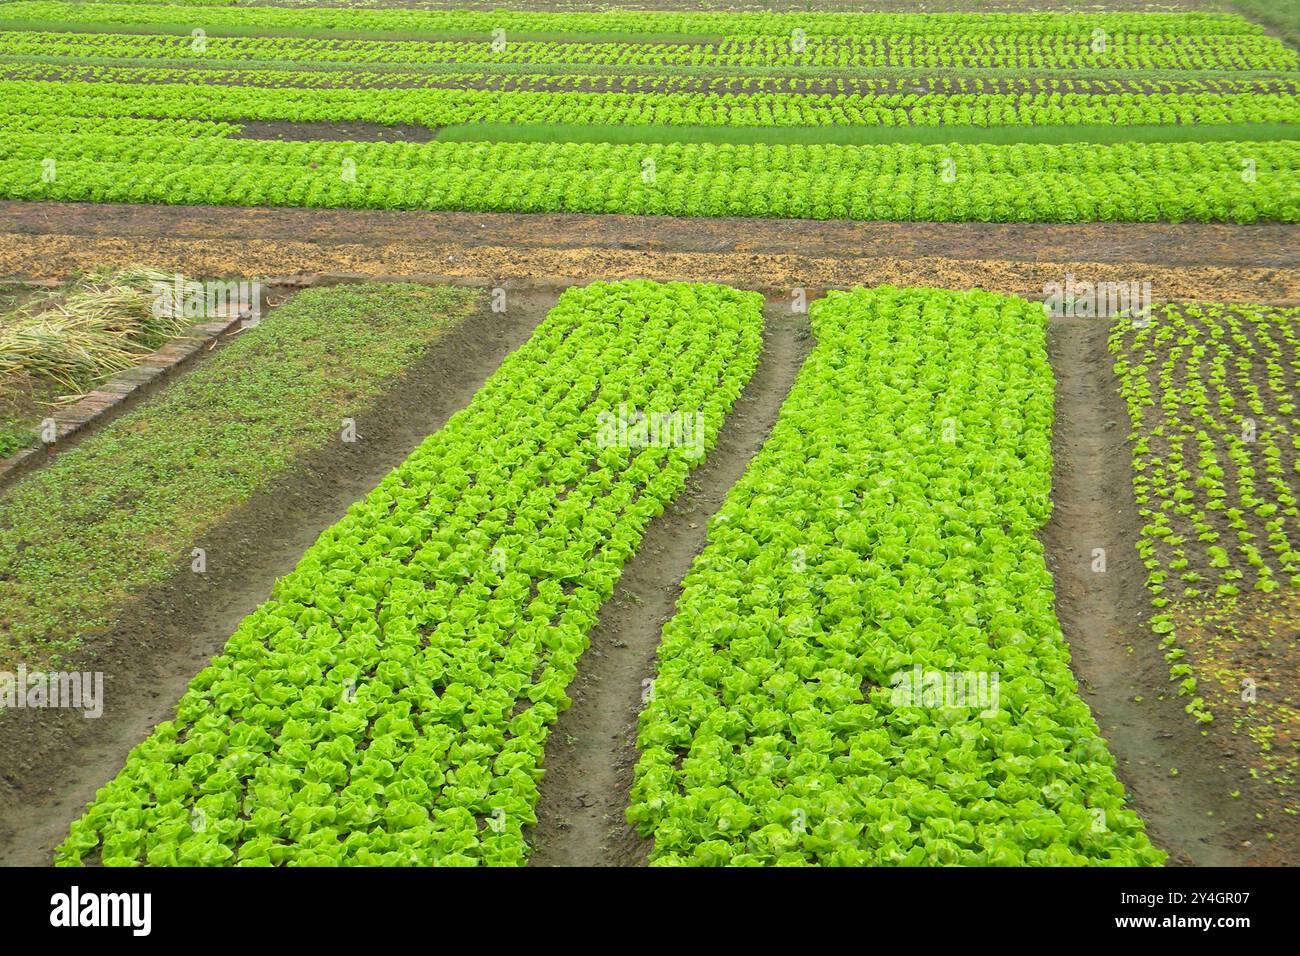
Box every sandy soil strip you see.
[0,234,1295,304]
[1,202,1294,268]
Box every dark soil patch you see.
[528,302,810,866]
[1172,590,1299,843]
[0,287,553,865]
[232,119,436,142]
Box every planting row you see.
[56,280,764,866]
[628,286,1164,866]
[1,29,1295,73]
[0,5,1267,41]
[2,136,1293,223]
[3,78,1295,129]
[1,62,1290,99]
[0,111,238,137]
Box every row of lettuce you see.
[1,132,1294,223]
[627,287,1163,866]
[57,280,1163,867]
[0,5,1269,41]
[3,78,1297,129]
[57,280,763,866]
[1,28,1295,72]
[0,63,1287,99]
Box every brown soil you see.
[4,202,1294,267]
[528,303,810,867]
[1041,314,1293,866]
[0,288,554,866]
[0,204,1294,303]
[233,119,436,142]
[1172,591,1299,825]
[1103,299,1300,848]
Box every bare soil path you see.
[0,203,1295,303]
[2,201,1294,266]
[528,305,810,867]
[1042,315,1275,865]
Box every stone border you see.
[0,303,254,488]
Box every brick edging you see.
[0,308,251,489]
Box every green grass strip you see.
[0,283,480,669]
[1234,0,1300,48]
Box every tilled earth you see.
[0,202,1296,303]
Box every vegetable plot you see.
[5,76,1298,129]
[627,286,1163,866]
[56,279,764,867]
[0,282,479,668]
[1110,303,1300,791]
[0,4,1268,42]
[4,29,1296,73]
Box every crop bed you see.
[627,286,1162,866]
[1110,302,1300,816]
[0,282,479,667]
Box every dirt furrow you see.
[1042,315,1268,866]
[528,305,809,866]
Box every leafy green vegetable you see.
[628,286,1164,866]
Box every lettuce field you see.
[0,1,1298,221]
[0,0,1296,888]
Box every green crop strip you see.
[2,135,1294,223]
[0,283,480,670]
[0,18,731,45]
[3,56,1297,92]
[627,286,1165,867]
[0,5,1269,41]
[0,7,1294,223]
[6,78,1295,129]
[435,121,1300,147]
[55,279,765,867]
[0,28,1294,73]
[0,112,236,137]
